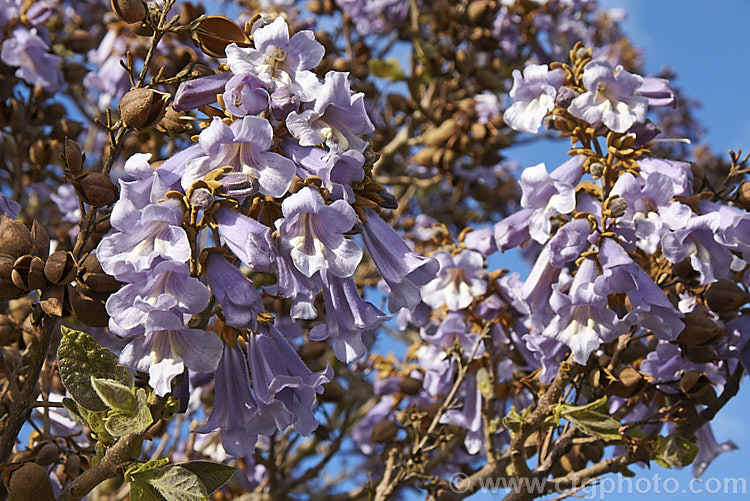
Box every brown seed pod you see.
[299,341,328,361]
[7,462,55,501]
[30,220,50,259]
[0,216,33,259]
[398,376,422,396]
[0,315,15,345]
[72,172,118,207]
[320,380,346,402]
[79,253,121,293]
[33,443,60,467]
[704,279,750,314]
[158,105,194,134]
[44,251,77,285]
[61,138,83,175]
[0,255,25,300]
[371,419,399,444]
[119,88,171,130]
[111,0,147,24]
[67,284,109,328]
[192,16,251,58]
[11,254,48,291]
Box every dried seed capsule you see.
[34,443,60,467]
[11,254,48,290]
[193,16,250,58]
[0,216,33,258]
[8,462,54,501]
[73,172,118,207]
[119,88,170,130]
[398,376,422,396]
[111,0,147,24]
[371,420,398,444]
[0,255,25,300]
[30,220,50,259]
[61,138,83,174]
[79,253,120,293]
[68,284,109,328]
[158,106,193,134]
[44,251,77,285]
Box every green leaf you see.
[652,435,699,468]
[57,326,134,411]
[368,57,406,81]
[105,388,154,437]
[130,477,166,501]
[178,462,236,494]
[502,406,530,434]
[476,367,493,401]
[126,459,171,482]
[62,397,90,427]
[134,466,209,501]
[92,377,138,414]
[558,397,622,441]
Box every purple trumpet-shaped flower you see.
[361,209,438,313]
[107,260,210,337]
[226,17,324,99]
[420,312,486,359]
[119,153,182,210]
[286,71,375,152]
[284,139,366,202]
[494,208,533,251]
[97,199,190,281]
[247,322,332,434]
[543,258,627,365]
[504,64,565,133]
[173,72,232,111]
[641,343,726,394]
[223,73,270,116]
[547,218,593,268]
[421,250,487,311]
[463,227,497,257]
[277,187,363,278]
[120,310,223,396]
[194,343,274,456]
[568,60,647,133]
[523,243,562,334]
[214,206,273,271]
[183,116,296,198]
[0,193,20,218]
[352,396,397,454]
[266,237,319,319]
[204,253,264,331]
[439,372,483,454]
[692,424,738,478]
[636,77,675,107]
[310,270,390,363]
[1,26,63,92]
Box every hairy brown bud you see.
[158,106,194,134]
[8,462,55,501]
[119,88,170,130]
[11,255,48,291]
[44,251,77,285]
[193,16,251,58]
[72,172,118,207]
[0,216,33,258]
[603,195,628,219]
[111,0,147,24]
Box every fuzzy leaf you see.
[105,389,154,437]
[126,459,171,482]
[134,466,209,501]
[178,462,236,494]
[652,435,699,468]
[130,477,165,501]
[92,377,137,414]
[57,326,133,411]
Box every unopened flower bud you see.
[588,161,605,177]
[111,0,147,24]
[11,255,48,290]
[193,16,251,58]
[44,251,77,285]
[603,195,627,218]
[73,172,118,207]
[0,216,33,258]
[119,88,170,130]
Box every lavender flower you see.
[568,60,648,133]
[277,187,363,278]
[352,396,397,454]
[693,424,738,478]
[1,26,63,92]
[182,116,296,198]
[286,71,374,152]
[361,209,438,312]
[310,271,389,363]
[504,64,565,133]
[214,206,273,271]
[247,322,332,434]
[421,250,488,311]
[223,74,270,116]
[173,72,231,112]
[204,253,264,331]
